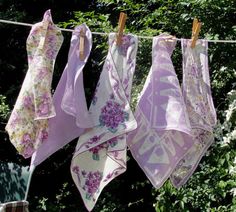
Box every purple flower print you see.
[195,101,206,116]
[107,137,118,147]
[189,65,198,78]
[37,67,48,80]
[9,112,20,127]
[47,34,56,45]
[89,143,108,160]
[89,137,118,160]
[21,133,32,145]
[72,166,80,174]
[23,95,33,109]
[83,171,103,200]
[46,48,56,60]
[99,100,129,133]
[82,170,87,177]
[89,135,101,144]
[110,93,115,100]
[30,27,39,36]
[72,166,81,183]
[37,93,51,116]
[38,103,49,116]
[38,129,48,142]
[22,144,34,158]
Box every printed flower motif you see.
[107,137,118,147]
[83,171,103,200]
[195,101,207,116]
[38,129,48,142]
[89,137,118,160]
[23,95,33,109]
[47,34,57,45]
[6,14,63,159]
[36,93,51,116]
[89,135,101,145]
[89,143,107,160]
[189,65,200,78]
[21,133,32,145]
[37,67,48,80]
[72,166,80,174]
[99,100,129,133]
[46,48,57,60]
[20,134,35,158]
[110,93,115,100]
[9,112,20,127]
[22,144,35,158]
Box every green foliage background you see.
[0,0,235,211]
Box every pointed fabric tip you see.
[43,9,52,22]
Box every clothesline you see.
[1,19,236,43]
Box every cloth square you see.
[170,39,217,187]
[127,34,194,188]
[71,33,138,211]
[5,10,63,158]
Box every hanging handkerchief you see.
[71,33,138,211]
[127,34,194,188]
[170,39,217,187]
[5,10,63,158]
[31,24,92,167]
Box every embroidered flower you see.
[99,100,129,133]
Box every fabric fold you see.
[5,9,63,158]
[170,39,217,187]
[127,34,194,188]
[31,24,92,167]
[71,33,138,211]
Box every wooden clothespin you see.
[79,27,86,60]
[116,12,127,46]
[191,18,202,48]
[38,20,49,50]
